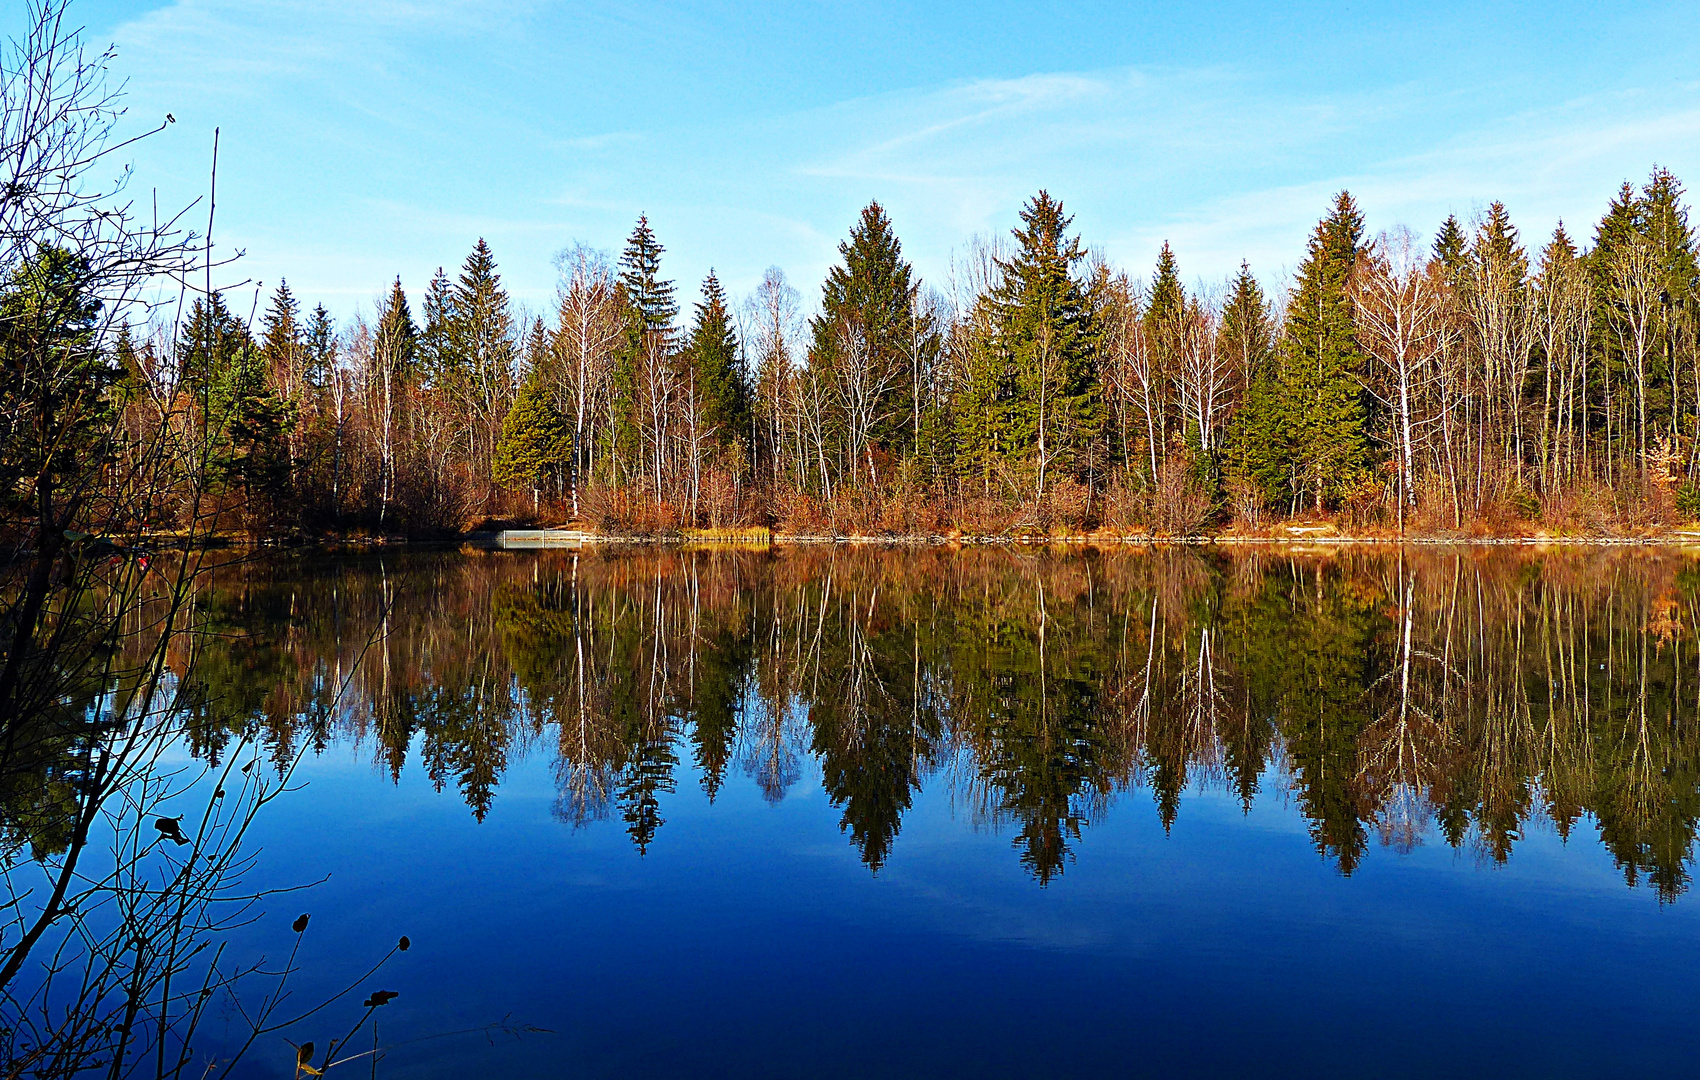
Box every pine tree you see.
[1273,191,1370,511]
[618,215,678,339]
[260,280,302,397]
[614,215,677,482]
[452,240,518,468]
[1219,260,1275,388]
[374,277,417,375]
[810,202,921,465]
[417,267,456,389]
[991,191,1102,496]
[687,271,747,445]
[1432,214,1470,286]
[304,304,336,390]
[492,369,572,508]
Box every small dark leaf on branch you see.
[296,1042,314,1065]
[362,990,399,1008]
[214,788,225,798]
[292,913,310,933]
[241,760,256,773]
[397,936,410,951]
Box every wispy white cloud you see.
[86,1,1700,319]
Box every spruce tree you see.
[990,191,1102,495]
[492,369,572,507]
[618,215,678,339]
[953,293,1016,495]
[810,202,921,460]
[687,271,748,445]
[1275,191,1370,511]
[453,240,516,381]
[1220,261,1281,498]
[417,267,456,388]
[1432,214,1470,284]
[374,277,417,374]
[1219,260,1275,388]
[304,304,336,390]
[614,215,677,479]
[260,280,302,394]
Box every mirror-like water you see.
[188,546,1700,1077]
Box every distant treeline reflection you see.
[184,547,1700,896]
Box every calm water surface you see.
[198,546,1700,1078]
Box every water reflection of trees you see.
[177,546,1700,897]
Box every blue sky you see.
[29,0,1700,323]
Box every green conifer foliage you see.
[374,276,417,374]
[417,267,456,388]
[687,271,748,445]
[304,304,336,390]
[260,280,302,393]
[810,201,920,460]
[1432,214,1470,284]
[1219,260,1275,388]
[990,191,1102,495]
[1272,192,1370,511]
[614,215,677,479]
[618,215,678,338]
[452,240,515,380]
[492,370,572,502]
[0,247,110,522]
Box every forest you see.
[20,170,1699,543]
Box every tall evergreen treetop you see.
[688,270,748,444]
[809,201,921,451]
[1275,190,1370,508]
[1145,241,1186,353]
[260,280,301,389]
[374,276,417,372]
[454,239,515,372]
[619,214,677,339]
[305,303,336,390]
[1219,260,1275,385]
[1472,201,1528,282]
[991,190,1102,488]
[417,267,456,387]
[1642,167,1699,301]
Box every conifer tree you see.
[304,304,336,390]
[990,191,1102,497]
[614,215,678,484]
[452,240,518,468]
[1219,260,1275,390]
[417,267,456,389]
[1268,192,1370,511]
[374,277,417,376]
[492,369,572,510]
[687,271,747,445]
[260,280,303,397]
[618,215,678,339]
[1432,214,1470,284]
[810,202,920,468]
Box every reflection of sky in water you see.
[233,726,1700,1079]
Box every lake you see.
[189,545,1700,1078]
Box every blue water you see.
[234,729,1700,1079]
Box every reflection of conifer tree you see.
[808,583,938,871]
[1226,560,1390,872]
[683,588,755,801]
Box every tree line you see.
[10,172,1699,539]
